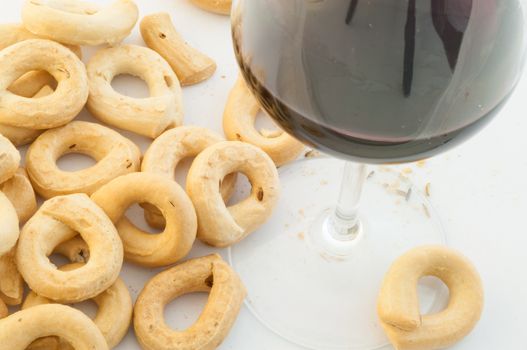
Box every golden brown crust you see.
[16,194,124,303]
[91,172,197,267]
[223,76,304,166]
[141,13,216,86]
[134,254,246,350]
[187,141,280,247]
[26,121,141,199]
[1,168,37,224]
[377,246,484,350]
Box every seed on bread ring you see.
[141,126,237,229]
[26,121,141,199]
[0,304,108,350]
[0,39,88,130]
[377,245,484,350]
[87,44,183,138]
[23,263,133,349]
[91,172,197,267]
[187,141,280,247]
[16,194,124,303]
[223,76,304,166]
[21,0,138,46]
[134,254,246,350]
[1,168,37,224]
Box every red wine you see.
[232,0,525,163]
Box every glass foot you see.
[229,157,448,350]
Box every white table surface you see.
[2,1,527,349]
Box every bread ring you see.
[22,0,138,46]
[141,13,216,86]
[0,39,88,130]
[91,172,197,267]
[87,44,183,138]
[26,121,141,199]
[16,193,124,303]
[0,304,108,350]
[187,141,280,247]
[0,86,53,147]
[1,168,37,224]
[54,236,90,264]
[134,254,246,350]
[189,0,232,15]
[141,126,237,229]
[377,245,484,350]
[0,134,20,184]
[0,191,19,257]
[23,263,133,349]
[223,77,304,166]
[0,248,24,305]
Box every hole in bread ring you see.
[134,254,246,350]
[141,126,238,229]
[186,141,280,247]
[377,245,484,350]
[223,76,304,166]
[16,194,124,303]
[53,236,90,264]
[23,263,132,349]
[87,44,183,138]
[26,121,141,199]
[91,172,197,267]
[189,0,232,15]
[0,39,88,130]
[0,304,107,350]
[22,0,139,46]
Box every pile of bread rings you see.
[0,1,484,350]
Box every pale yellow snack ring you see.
[16,194,124,303]
[187,141,280,247]
[0,39,88,130]
[0,248,24,305]
[141,13,216,86]
[92,172,197,267]
[22,0,139,46]
[0,133,20,184]
[1,168,37,224]
[0,86,53,147]
[223,77,304,166]
[87,44,184,138]
[141,126,237,229]
[23,263,133,350]
[0,191,19,257]
[134,254,246,350]
[26,121,141,199]
[377,245,484,350]
[0,304,108,350]
[189,0,232,15]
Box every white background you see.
[2,1,527,349]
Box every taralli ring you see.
[1,168,37,224]
[92,172,197,267]
[141,126,237,229]
[0,39,88,129]
[141,13,216,86]
[223,77,304,166]
[22,0,139,46]
[0,304,108,350]
[16,194,124,303]
[189,0,232,15]
[0,134,20,184]
[26,121,141,199]
[23,263,133,349]
[0,249,24,305]
[377,245,484,350]
[134,254,246,350]
[187,141,280,247]
[0,192,19,257]
[87,44,183,138]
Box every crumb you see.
[422,203,431,218]
[221,75,226,79]
[367,170,375,179]
[416,160,426,168]
[396,189,407,198]
[425,183,431,197]
[320,180,328,185]
[402,168,413,174]
[297,232,305,240]
[298,208,305,217]
[304,150,321,158]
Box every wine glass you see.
[229,1,526,349]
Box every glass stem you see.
[329,161,367,241]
